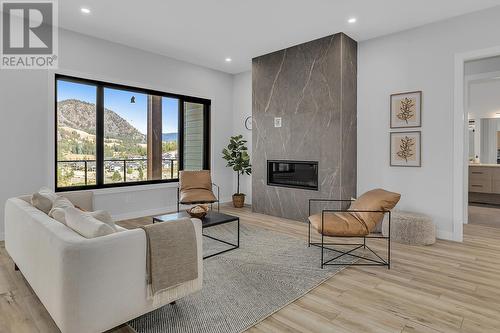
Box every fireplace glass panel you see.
[267,160,318,190]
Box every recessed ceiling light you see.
[348,17,357,24]
[80,7,91,14]
[225,57,232,62]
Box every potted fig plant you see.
[222,135,251,208]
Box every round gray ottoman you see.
[382,211,436,245]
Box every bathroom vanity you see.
[469,164,500,204]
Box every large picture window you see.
[55,75,210,191]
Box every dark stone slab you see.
[252,33,357,221]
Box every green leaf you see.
[222,134,252,188]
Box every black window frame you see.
[54,74,211,192]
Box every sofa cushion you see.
[31,187,58,214]
[60,191,94,211]
[65,207,115,238]
[349,188,401,233]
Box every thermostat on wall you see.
[274,117,282,128]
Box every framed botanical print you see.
[390,131,421,167]
[390,91,422,128]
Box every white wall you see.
[467,78,500,119]
[358,6,500,240]
[464,59,500,160]
[465,55,500,76]
[467,76,500,161]
[0,29,235,239]
[231,71,253,202]
[479,118,499,164]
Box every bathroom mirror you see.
[469,117,500,164]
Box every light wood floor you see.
[2,205,500,333]
[468,204,500,228]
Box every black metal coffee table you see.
[153,211,240,259]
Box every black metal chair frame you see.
[308,199,391,269]
[177,182,220,212]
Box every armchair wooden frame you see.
[308,199,391,269]
[177,183,220,212]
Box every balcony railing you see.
[57,158,178,186]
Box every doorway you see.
[465,55,500,228]
[453,47,500,235]
[453,46,500,240]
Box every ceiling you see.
[59,0,500,74]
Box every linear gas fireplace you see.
[267,160,318,190]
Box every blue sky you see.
[57,80,179,134]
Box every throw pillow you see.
[349,189,401,233]
[51,196,75,210]
[31,187,59,214]
[89,210,118,231]
[65,207,115,238]
[49,205,116,230]
[49,207,67,224]
[48,197,75,224]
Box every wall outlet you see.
[274,117,282,128]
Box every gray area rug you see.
[129,222,355,333]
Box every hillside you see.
[57,99,146,143]
[162,132,178,142]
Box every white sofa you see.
[4,192,203,333]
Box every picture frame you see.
[390,91,422,128]
[390,131,421,167]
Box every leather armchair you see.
[308,189,400,269]
[177,170,220,212]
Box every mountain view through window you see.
[55,77,198,189]
[57,80,97,187]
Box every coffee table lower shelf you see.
[152,211,240,259]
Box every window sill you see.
[91,182,179,196]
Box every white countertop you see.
[469,163,500,167]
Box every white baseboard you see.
[220,197,232,205]
[436,229,454,241]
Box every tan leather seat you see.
[309,212,370,237]
[179,170,217,204]
[308,189,401,237]
[180,188,217,204]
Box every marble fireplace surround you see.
[252,32,357,221]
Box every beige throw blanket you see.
[141,218,198,301]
